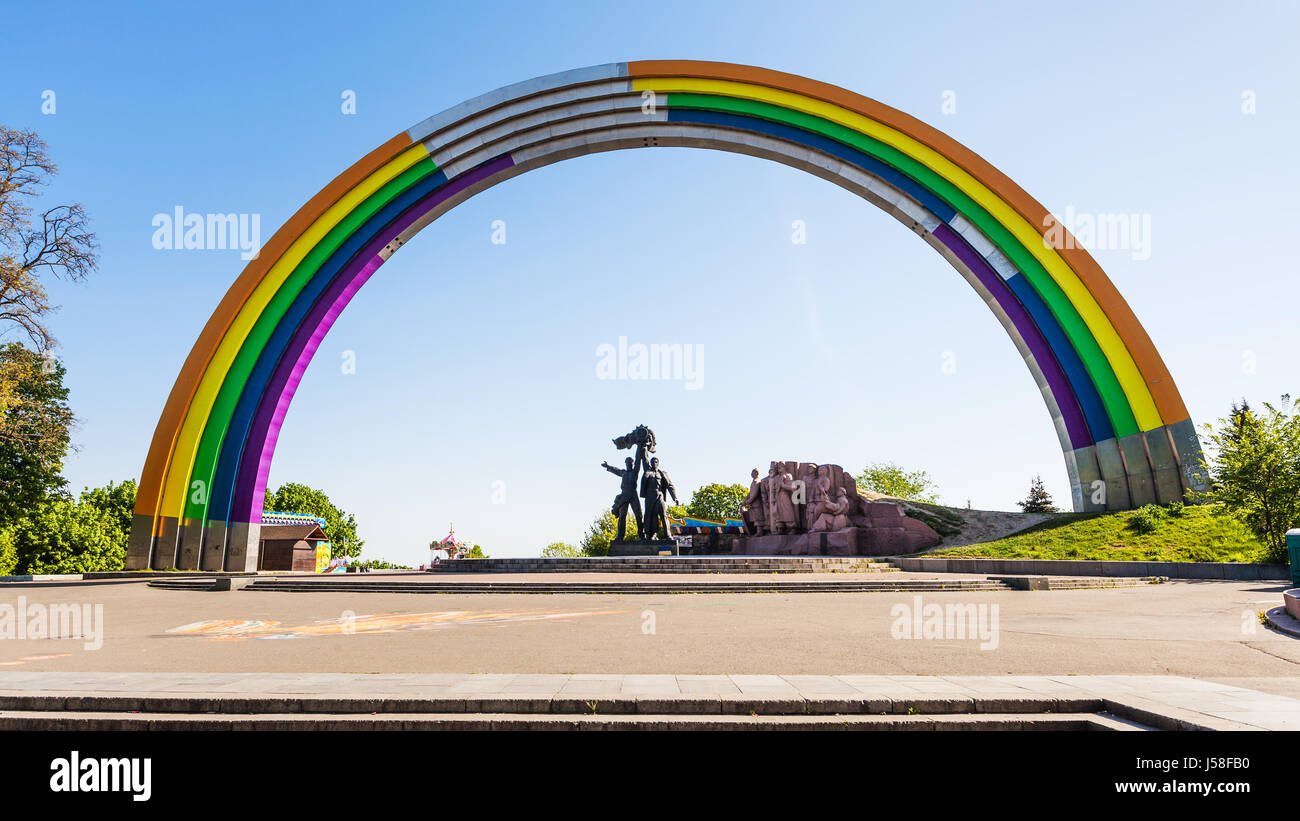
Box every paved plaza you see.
[0,576,1296,682]
[1,573,1298,730]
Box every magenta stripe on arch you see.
[931,223,1091,450]
[246,254,384,525]
[232,154,517,525]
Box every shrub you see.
[1198,397,1300,564]
[0,528,16,576]
[79,479,136,544]
[542,542,583,558]
[1128,504,1163,535]
[903,507,964,538]
[580,511,624,556]
[356,558,410,570]
[9,498,125,574]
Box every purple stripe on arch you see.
[232,154,517,524]
[932,223,1091,450]
[243,254,382,525]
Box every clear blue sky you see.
[4,0,1298,564]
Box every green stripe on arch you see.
[182,156,440,522]
[666,91,1140,439]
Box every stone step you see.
[422,570,903,574]
[0,710,1144,731]
[1044,580,1150,589]
[426,557,899,574]
[990,576,1163,591]
[145,575,1160,594]
[147,573,1168,594]
[148,577,1011,593]
[0,691,1098,715]
[244,579,1010,594]
[0,690,1151,730]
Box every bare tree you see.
[0,127,98,351]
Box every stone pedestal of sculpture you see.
[608,539,678,556]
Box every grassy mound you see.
[925,503,1270,563]
[899,500,966,538]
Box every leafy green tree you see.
[1223,399,1256,449]
[580,511,624,556]
[1199,396,1300,562]
[79,478,136,546]
[0,527,16,576]
[541,541,582,558]
[263,482,363,558]
[1017,475,1059,513]
[467,544,488,559]
[0,343,73,529]
[9,497,124,573]
[684,483,747,522]
[855,462,939,503]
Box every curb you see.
[892,558,1291,580]
[1263,606,1300,638]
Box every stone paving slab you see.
[1211,712,1300,730]
[0,672,1295,729]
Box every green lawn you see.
[927,503,1270,563]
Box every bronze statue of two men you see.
[601,424,678,542]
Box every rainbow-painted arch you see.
[127,61,1206,571]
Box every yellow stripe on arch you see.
[156,142,433,519]
[633,76,1165,432]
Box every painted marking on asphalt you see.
[0,653,73,666]
[164,608,635,641]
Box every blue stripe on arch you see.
[666,107,958,222]
[206,168,450,528]
[668,106,1116,444]
[1004,272,1114,441]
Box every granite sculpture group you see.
[735,461,941,556]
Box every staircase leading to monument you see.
[141,556,1165,594]
[145,574,1012,594]
[1031,576,1158,590]
[0,690,1157,730]
[424,556,899,573]
[227,577,1013,594]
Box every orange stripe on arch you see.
[134,131,414,528]
[628,60,1189,425]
